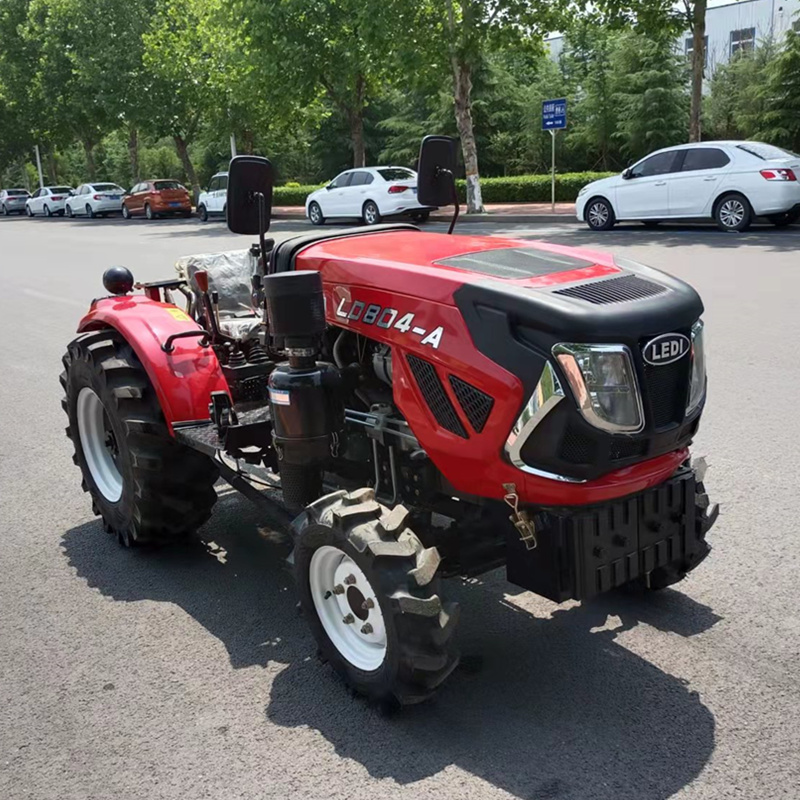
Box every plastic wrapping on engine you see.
[175,249,261,339]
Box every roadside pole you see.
[550,130,556,213]
[34,144,44,189]
[230,134,237,159]
[541,98,566,214]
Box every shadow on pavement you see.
[62,488,719,800]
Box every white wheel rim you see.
[310,204,320,223]
[77,388,123,502]
[720,200,744,228]
[365,205,377,224]
[588,202,608,227]
[309,545,387,671]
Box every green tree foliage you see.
[760,27,800,152]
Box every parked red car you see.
[122,179,192,220]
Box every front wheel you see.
[66,204,74,218]
[295,488,459,707]
[26,205,34,217]
[122,204,131,220]
[362,200,382,226]
[584,197,615,231]
[197,204,208,222]
[2,204,8,216]
[714,193,752,232]
[766,209,800,228]
[308,201,325,226]
[61,330,219,545]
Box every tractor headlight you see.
[553,344,643,433]
[687,320,706,413]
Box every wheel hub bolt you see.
[361,598,374,610]
[360,623,373,635]
[342,614,355,624]
[332,584,345,595]
[344,574,356,585]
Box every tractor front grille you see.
[643,358,691,429]
[406,355,467,438]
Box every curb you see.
[272,211,576,225]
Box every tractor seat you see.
[175,249,261,339]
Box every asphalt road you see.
[1,213,799,800]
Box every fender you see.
[78,294,229,432]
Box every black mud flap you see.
[506,466,712,602]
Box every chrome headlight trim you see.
[505,362,586,484]
[552,343,645,434]
[686,319,706,413]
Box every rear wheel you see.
[584,197,615,231]
[86,204,95,219]
[61,330,219,545]
[295,488,459,707]
[2,204,8,216]
[362,200,382,226]
[145,203,155,220]
[308,201,325,226]
[197,204,208,222]
[766,209,800,227]
[714,193,752,232]
[44,204,52,217]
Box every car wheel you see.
[411,210,430,223]
[584,197,615,231]
[197,204,208,222]
[145,203,155,220]
[86,204,96,219]
[362,200,381,226]
[766,209,800,228]
[44,204,52,217]
[26,205,34,217]
[308,201,325,226]
[66,204,74,218]
[122,204,131,220]
[2,204,8,216]
[714,193,752,232]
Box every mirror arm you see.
[437,167,459,235]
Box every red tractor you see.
[61,137,717,707]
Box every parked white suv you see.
[305,167,433,226]
[576,141,800,232]
[197,172,228,221]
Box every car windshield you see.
[92,184,121,192]
[737,143,800,160]
[6,189,28,196]
[377,168,415,181]
[50,187,73,194]
[154,180,183,191]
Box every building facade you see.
[546,0,800,74]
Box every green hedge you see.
[455,172,616,204]
[271,172,615,207]
[274,184,324,206]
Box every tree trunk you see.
[173,134,200,203]
[689,0,707,142]
[128,126,140,184]
[452,57,484,214]
[82,140,96,180]
[46,151,57,184]
[349,111,366,168]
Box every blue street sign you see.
[542,98,567,130]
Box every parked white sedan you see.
[576,141,800,232]
[1,188,30,215]
[25,186,74,217]
[65,183,126,218]
[305,167,433,226]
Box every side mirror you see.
[621,168,632,180]
[227,155,273,235]
[417,135,457,208]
